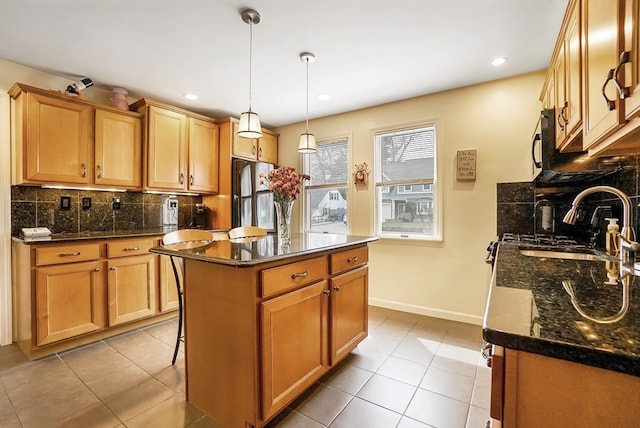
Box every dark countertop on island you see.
[12,228,228,244]
[149,233,378,267]
[483,242,640,377]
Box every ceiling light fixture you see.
[184,93,198,100]
[491,57,508,66]
[298,52,317,154]
[237,8,262,139]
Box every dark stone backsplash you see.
[10,186,202,237]
[497,154,640,247]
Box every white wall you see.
[275,71,544,324]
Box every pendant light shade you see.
[238,9,262,139]
[298,52,317,153]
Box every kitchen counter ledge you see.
[12,227,229,244]
[483,242,640,377]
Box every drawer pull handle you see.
[123,246,141,251]
[323,289,331,296]
[291,271,309,279]
[60,252,81,257]
[347,256,359,263]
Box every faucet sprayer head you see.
[562,207,579,225]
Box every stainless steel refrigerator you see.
[232,159,276,231]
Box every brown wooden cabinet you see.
[231,117,279,164]
[184,243,369,428]
[9,83,143,189]
[158,255,179,312]
[489,346,640,427]
[12,235,174,360]
[131,99,219,194]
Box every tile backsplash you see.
[10,186,203,236]
[497,154,640,246]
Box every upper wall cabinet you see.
[230,117,279,164]
[9,83,142,189]
[131,99,219,194]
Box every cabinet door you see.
[26,93,92,183]
[232,121,258,160]
[553,47,568,147]
[107,254,157,326]
[95,109,142,188]
[35,261,105,345]
[330,266,368,364]
[147,106,188,190]
[258,132,278,164]
[159,254,179,312]
[624,0,640,118]
[582,0,626,149]
[260,281,329,421]
[565,0,582,138]
[188,117,219,193]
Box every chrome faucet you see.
[562,186,636,264]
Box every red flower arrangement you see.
[260,166,310,203]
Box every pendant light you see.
[298,52,317,153]
[238,8,262,139]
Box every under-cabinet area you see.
[11,235,179,360]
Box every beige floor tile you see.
[397,416,433,428]
[49,401,120,428]
[187,414,226,428]
[293,384,352,426]
[377,355,427,386]
[78,354,152,400]
[405,389,469,428]
[0,344,33,378]
[329,396,402,428]
[347,347,388,372]
[0,382,21,427]
[357,330,403,355]
[431,343,480,378]
[356,373,416,414]
[420,366,475,403]
[153,360,186,395]
[391,333,440,365]
[466,405,490,428]
[470,372,491,410]
[320,362,372,395]
[268,409,325,428]
[104,376,176,422]
[125,395,203,428]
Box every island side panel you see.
[184,259,259,428]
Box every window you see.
[303,138,349,233]
[375,124,438,239]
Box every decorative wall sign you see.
[456,149,477,181]
[354,162,370,185]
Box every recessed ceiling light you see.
[184,93,198,100]
[318,93,331,100]
[491,57,508,66]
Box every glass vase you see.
[274,199,294,245]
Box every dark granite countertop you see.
[12,228,228,244]
[149,233,378,267]
[483,242,640,377]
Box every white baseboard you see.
[368,297,483,326]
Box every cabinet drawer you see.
[261,256,327,298]
[107,239,154,258]
[36,243,101,266]
[330,246,368,275]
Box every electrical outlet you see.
[60,196,71,211]
[112,198,121,210]
[82,197,92,210]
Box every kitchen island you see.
[150,232,377,428]
[483,242,640,427]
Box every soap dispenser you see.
[605,218,620,255]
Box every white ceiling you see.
[0,0,568,128]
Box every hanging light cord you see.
[305,57,310,133]
[248,16,254,111]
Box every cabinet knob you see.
[110,266,116,271]
[333,286,340,292]
[291,271,309,279]
[323,289,331,296]
[94,267,101,272]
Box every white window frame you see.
[302,136,350,234]
[373,121,442,241]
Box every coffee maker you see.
[195,203,207,228]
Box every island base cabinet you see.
[499,349,640,427]
[330,266,368,364]
[107,254,157,326]
[35,261,105,346]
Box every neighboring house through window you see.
[303,138,349,233]
[374,124,439,239]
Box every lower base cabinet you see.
[184,245,370,428]
[490,347,640,427]
[107,253,157,326]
